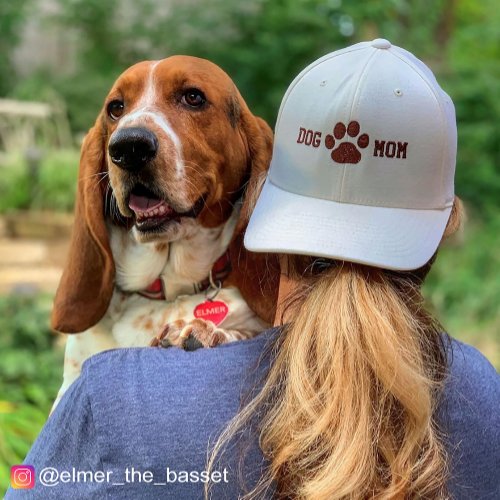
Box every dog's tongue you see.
[129,193,163,212]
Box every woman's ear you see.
[51,117,115,333]
[442,196,465,239]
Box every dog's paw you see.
[150,319,227,351]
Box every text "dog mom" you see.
[296,125,408,164]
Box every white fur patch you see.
[108,204,240,298]
[119,110,181,151]
[162,207,240,299]
[109,222,169,291]
[116,60,184,177]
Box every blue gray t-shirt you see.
[6,329,500,499]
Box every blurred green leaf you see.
[0,150,79,213]
[0,294,63,493]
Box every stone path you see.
[0,215,70,295]
[0,236,69,295]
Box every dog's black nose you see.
[108,127,158,171]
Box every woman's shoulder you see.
[441,336,499,431]
[77,328,277,431]
[81,327,276,380]
[440,337,500,499]
[443,337,499,406]
[72,331,276,498]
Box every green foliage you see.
[0,150,79,213]
[442,0,500,218]
[0,294,63,493]
[0,294,63,406]
[0,154,31,213]
[9,69,64,105]
[0,0,31,95]
[425,214,500,366]
[33,150,80,212]
[0,403,48,493]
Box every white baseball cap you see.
[244,39,457,270]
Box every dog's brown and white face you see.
[51,56,276,333]
[102,57,264,243]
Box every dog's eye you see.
[182,89,206,108]
[107,100,125,120]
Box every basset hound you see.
[51,56,279,409]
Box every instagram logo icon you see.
[11,465,35,489]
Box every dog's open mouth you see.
[128,184,202,232]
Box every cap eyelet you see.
[394,88,403,97]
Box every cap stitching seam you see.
[338,48,379,202]
[275,44,370,131]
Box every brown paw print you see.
[150,319,226,351]
[325,121,369,164]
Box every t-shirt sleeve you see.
[5,370,103,498]
[439,340,500,499]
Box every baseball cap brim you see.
[244,178,452,271]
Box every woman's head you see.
[245,38,458,272]
[210,40,462,499]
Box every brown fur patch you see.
[226,94,240,128]
[143,318,153,331]
[133,314,147,329]
[155,242,168,253]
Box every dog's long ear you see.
[228,108,280,325]
[51,117,115,333]
[235,111,274,235]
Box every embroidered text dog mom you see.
[295,121,408,165]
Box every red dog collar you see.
[138,251,231,301]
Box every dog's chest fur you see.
[54,207,267,410]
[110,206,239,299]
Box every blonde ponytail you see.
[258,261,448,499]
[207,198,463,499]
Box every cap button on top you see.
[371,38,391,49]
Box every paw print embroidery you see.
[325,121,369,164]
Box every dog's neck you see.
[109,205,240,300]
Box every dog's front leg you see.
[150,287,269,350]
[52,292,127,412]
[52,320,117,412]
